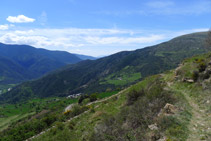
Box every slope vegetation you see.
[1,32,208,103]
[35,53,211,141]
[1,52,210,141]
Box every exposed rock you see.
[183,78,194,83]
[187,79,194,83]
[148,123,158,130]
[158,103,177,117]
[163,103,177,114]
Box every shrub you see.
[70,105,89,117]
[192,71,199,82]
[90,93,97,102]
[195,58,204,64]
[202,72,210,80]
[198,62,207,72]
[81,98,90,105]
[78,94,89,104]
[127,89,145,105]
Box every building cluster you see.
[67,93,82,99]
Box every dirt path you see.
[183,92,211,141]
[162,68,210,141]
[166,82,211,141]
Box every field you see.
[0,84,16,95]
[101,72,141,86]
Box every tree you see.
[205,29,211,51]
[90,93,97,102]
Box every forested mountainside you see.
[0,32,208,104]
[0,43,83,85]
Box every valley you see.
[1,1,210,140]
[0,32,210,141]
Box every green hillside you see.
[0,32,208,104]
[0,43,82,86]
[1,52,210,141]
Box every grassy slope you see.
[34,53,211,141]
[0,97,78,131]
[33,83,130,141]
[0,90,119,134]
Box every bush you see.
[78,94,89,104]
[202,72,210,80]
[127,89,145,105]
[198,62,207,72]
[195,58,204,64]
[70,105,89,117]
[192,71,199,82]
[90,78,176,141]
[90,93,97,102]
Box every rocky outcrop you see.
[158,103,177,117]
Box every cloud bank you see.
[0,24,9,30]
[0,27,208,56]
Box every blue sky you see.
[0,0,210,56]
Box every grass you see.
[33,76,164,141]
[0,90,118,132]
[100,65,142,86]
[0,112,35,131]
[96,91,119,99]
[0,97,78,131]
[101,73,141,86]
[33,89,127,141]
[0,84,16,95]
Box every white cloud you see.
[0,27,208,56]
[0,24,9,30]
[7,15,35,23]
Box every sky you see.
[0,0,210,57]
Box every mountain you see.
[1,52,210,141]
[74,54,96,60]
[0,32,208,103]
[0,43,82,84]
[35,53,211,141]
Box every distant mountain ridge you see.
[0,32,208,104]
[74,54,96,60]
[0,43,83,84]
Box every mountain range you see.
[1,42,211,141]
[0,43,96,85]
[0,32,208,103]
